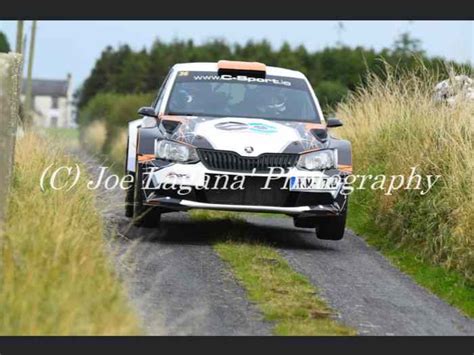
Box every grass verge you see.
[44,127,79,142]
[336,65,473,282]
[1,133,141,335]
[334,65,473,318]
[190,210,355,336]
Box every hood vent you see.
[161,120,181,133]
[310,127,328,142]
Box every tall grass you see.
[108,128,128,173]
[81,121,127,174]
[336,65,473,282]
[79,92,154,154]
[79,92,153,174]
[80,120,107,154]
[0,133,141,334]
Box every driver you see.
[169,83,231,115]
[242,85,288,116]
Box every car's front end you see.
[139,116,350,216]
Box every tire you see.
[124,172,135,218]
[124,137,134,218]
[315,206,347,241]
[132,162,161,228]
[293,216,318,228]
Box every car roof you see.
[172,62,306,79]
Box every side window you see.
[152,70,172,112]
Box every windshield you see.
[164,71,320,122]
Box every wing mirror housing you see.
[137,106,157,118]
[326,117,343,128]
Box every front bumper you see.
[146,196,345,215]
[140,160,348,216]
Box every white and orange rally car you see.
[125,60,352,240]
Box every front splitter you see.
[145,195,343,216]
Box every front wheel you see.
[124,172,135,218]
[133,163,161,228]
[315,206,347,241]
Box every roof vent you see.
[217,60,266,78]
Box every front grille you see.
[202,176,292,206]
[199,175,335,207]
[197,149,298,173]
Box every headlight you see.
[297,149,337,171]
[154,139,199,163]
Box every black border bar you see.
[0,336,473,355]
[1,0,474,19]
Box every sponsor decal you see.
[175,71,310,90]
[166,172,191,179]
[248,122,277,134]
[214,121,278,134]
[215,121,248,131]
[193,74,291,86]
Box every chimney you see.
[66,73,72,95]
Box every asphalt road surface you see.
[108,214,272,335]
[244,216,474,336]
[80,152,474,336]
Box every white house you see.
[21,74,74,128]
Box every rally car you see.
[125,60,352,240]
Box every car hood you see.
[161,115,327,156]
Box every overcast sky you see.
[0,20,472,90]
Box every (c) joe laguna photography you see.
[0,19,473,338]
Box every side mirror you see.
[138,106,157,118]
[326,117,343,128]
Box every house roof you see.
[21,78,69,97]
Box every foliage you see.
[336,64,474,283]
[79,92,154,154]
[315,80,348,111]
[1,133,141,334]
[77,33,471,111]
[392,32,425,57]
[0,32,10,53]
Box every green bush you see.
[79,92,154,154]
[315,81,349,112]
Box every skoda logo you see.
[244,146,254,154]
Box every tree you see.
[77,36,471,112]
[0,32,11,53]
[315,81,348,112]
[392,32,424,57]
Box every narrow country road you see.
[243,216,474,336]
[78,152,271,335]
[78,152,474,336]
[108,213,272,335]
